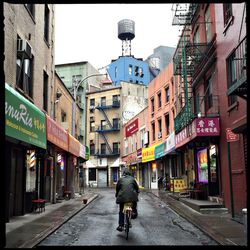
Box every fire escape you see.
[95,96,120,157]
[172,4,219,133]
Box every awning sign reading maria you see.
[5,83,46,149]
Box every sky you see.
[55,4,181,71]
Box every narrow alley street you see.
[37,188,217,246]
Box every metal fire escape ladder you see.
[99,109,113,129]
[99,132,113,154]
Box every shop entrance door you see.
[98,169,107,187]
[208,145,219,196]
[9,147,24,217]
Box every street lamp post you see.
[72,73,107,194]
[72,73,107,138]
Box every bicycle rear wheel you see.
[125,213,130,240]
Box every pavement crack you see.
[172,219,199,238]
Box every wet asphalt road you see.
[38,188,218,246]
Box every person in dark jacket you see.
[115,168,139,232]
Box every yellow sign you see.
[170,178,187,192]
[142,143,160,163]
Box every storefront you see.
[5,83,46,221]
[68,134,80,197]
[142,144,157,189]
[175,117,220,198]
[46,114,69,201]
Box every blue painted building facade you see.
[107,56,150,86]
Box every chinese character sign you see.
[194,118,220,136]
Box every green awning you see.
[5,83,46,149]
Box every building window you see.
[139,67,144,77]
[101,120,107,130]
[223,3,232,26]
[135,66,139,76]
[90,143,95,155]
[43,71,48,111]
[89,168,96,181]
[158,119,162,138]
[129,64,133,75]
[165,86,170,103]
[113,142,119,154]
[151,98,155,114]
[205,6,211,43]
[90,98,95,106]
[227,51,237,106]
[112,95,119,106]
[113,118,119,129]
[115,67,118,77]
[158,91,162,108]
[16,37,33,98]
[25,4,35,17]
[165,113,170,136]
[61,111,66,122]
[140,129,145,147]
[101,97,106,106]
[152,122,155,141]
[90,121,95,132]
[44,4,50,42]
[101,143,106,154]
[205,77,213,111]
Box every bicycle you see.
[123,202,133,240]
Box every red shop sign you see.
[226,128,239,142]
[46,115,68,151]
[125,118,138,137]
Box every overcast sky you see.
[55,4,181,71]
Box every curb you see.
[146,191,226,246]
[21,194,99,248]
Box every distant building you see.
[55,61,105,145]
[146,45,176,81]
[107,56,150,86]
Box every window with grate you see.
[90,143,95,155]
[113,142,119,154]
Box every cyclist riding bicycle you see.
[115,168,139,232]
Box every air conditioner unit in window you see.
[158,131,162,139]
[17,39,32,59]
[89,105,95,110]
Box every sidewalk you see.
[146,189,247,246]
[5,190,99,248]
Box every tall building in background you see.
[55,61,106,145]
[146,45,176,81]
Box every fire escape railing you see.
[226,36,247,99]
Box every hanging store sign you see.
[125,118,138,137]
[5,83,46,149]
[165,132,175,154]
[46,114,68,151]
[175,127,189,149]
[79,143,86,159]
[226,128,239,142]
[155,142,165,159]
[68,134,80,157]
